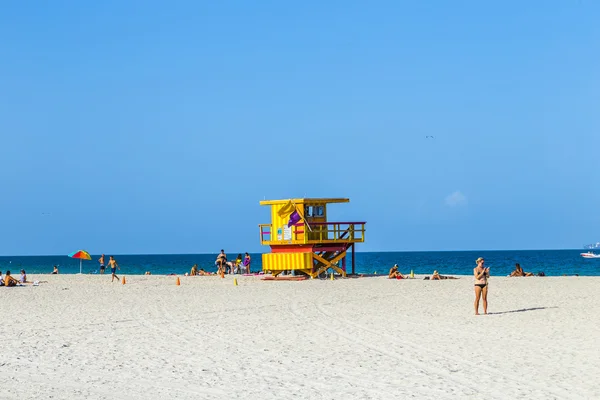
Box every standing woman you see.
[243,252,251,274]
[474,257,490,315]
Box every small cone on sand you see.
[233,278,238,286]
[330,272,334,281]
[176,277,181,286]
[122,276,126,285]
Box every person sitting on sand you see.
[234,254,243,274]
[4,271,19,287]
[0,271,3,286]
[388,264,405,279]
[20,269,27,283]
[509,263,534,277]
[52,265,59,274]
[431,270,441,280]
[190,264,199,276]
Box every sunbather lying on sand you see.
[389,265,405,279]
[425,270,459,280]
[509,263,534,277]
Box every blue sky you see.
[1,1,599,255]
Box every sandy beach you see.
[1,274,598,399]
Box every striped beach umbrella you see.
[68,250,92,274]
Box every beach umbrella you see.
[69,250,92,274]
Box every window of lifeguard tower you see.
[304,205,325,221]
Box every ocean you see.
[0,250,596,276]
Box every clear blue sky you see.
[1,1,599,255]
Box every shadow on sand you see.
[488,306,558,315]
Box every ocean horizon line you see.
[0,248,586,258]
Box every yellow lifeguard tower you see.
[259,198,366,278]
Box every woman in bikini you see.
[510,263,534,277]
[388,264,405,279]
[473,257,490,315]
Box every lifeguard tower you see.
[259,198,366,278]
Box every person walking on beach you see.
[99,254,105,274]
[107,256,120,282]
[474,257,490,315]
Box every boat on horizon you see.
[580,251,600,259]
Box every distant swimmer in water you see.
[107,256,120,282]
[99,254,105,274]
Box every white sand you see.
[1,274,599,399]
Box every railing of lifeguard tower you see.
[259,222,366,244]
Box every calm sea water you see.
[0,250,596,276]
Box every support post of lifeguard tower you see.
[259,198,366,278]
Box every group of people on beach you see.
[388,259,489,315]
[214,250,251,276]
[389,258,545,315]
[91,251,253,278]
[0,269,28,287]
[183,250,253,277]
[98,254,120,282]
[388,265,458,280]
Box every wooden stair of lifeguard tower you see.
[312,245,350,278]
